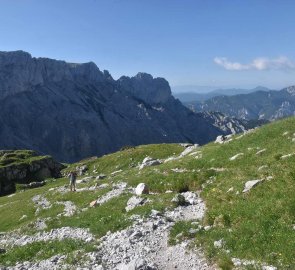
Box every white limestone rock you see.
[215,135,226,144]
[135,183,149,195]
[139,157,162,170]
[229,153,244,161]
[256,149,266,155]
[214,239,224,248]
[243,179,263,193]
[125,196,147,212]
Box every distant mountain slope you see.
[184,86,295,120]
[174,86,270,102]
[0,51,246,162]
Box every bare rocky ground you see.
[91,201,213,270]
[0,188,215,270]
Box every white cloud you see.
[214,56,295,71]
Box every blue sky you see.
[1,0,295,91]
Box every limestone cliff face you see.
[0,51,237,162]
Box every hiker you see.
[69,171,77,191]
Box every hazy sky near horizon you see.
[1,0,295,91]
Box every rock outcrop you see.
[0,150,64,196]
[0,51,240,162]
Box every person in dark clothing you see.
[69,171,77,191]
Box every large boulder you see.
[242,179,264,193]
[135,183,149,195]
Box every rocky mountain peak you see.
[0,50,32,64]
[118,72,172,104]
[67,61,105,82]
[134,72,154,81]
[285,85,295,95]
[0,51,106,100]
[103,70,113,80]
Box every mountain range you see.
[174,86,271,102]
[183,86,295,121]
[0,51,247,162]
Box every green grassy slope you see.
[0,150,50,168]
[1,118,295,268]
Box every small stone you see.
[126,229,134,237]
[110,169,123,176]
[215,135,226,144]
[90,200,98,207]
[125,196,146,212]
[256,149,266,155]
[232,258,242,266]
[258,165,268,171]
[214,239,224,248]
[280,153,295,159]
[96,174,106,180]
[135,258,148,269]
[189,228,198,234]
[181,192,199,205]
[35,218,48,230]
[130,230,143,239]
[24,181,46,189]
[146,222,157,230]
[98,183,109,189]
[150,209,161,216]
[227,187,234,193]
[229,153,244,161]
[172,192,198,206]
[19,215,28,221]
[172,194,187,206]
[204,225,212,231]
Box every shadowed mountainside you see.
[0,51,246,162]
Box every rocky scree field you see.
[0,117,295,269]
